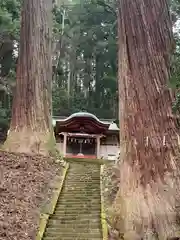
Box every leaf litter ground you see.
[0,151,61,240]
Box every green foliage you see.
[169,1,180,113]
[0,0,20,132]
[0,101,10,130]
[0,0,118,133]
[170,43,180,112]
[2,0,180,130]
[0,0,21,38]
[52,0,118,119]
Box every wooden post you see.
[63,132,67,157]
[96,135,101,159]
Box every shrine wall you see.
[100,145,119,160]
[100,135,120,160]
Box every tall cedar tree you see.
[4,0,55,155]
[114,0,180,239]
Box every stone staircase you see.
[42,161,103,240]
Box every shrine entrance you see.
[54,112,118,159]
[66,136,96,158]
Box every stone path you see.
[42,161,102,240]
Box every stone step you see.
[58,193,100,196]
[42,162,102,240]
[56,197,100,201]
[50,214,100,219]
[47,217,100,225]
[58,195,100,198]
[65,175,100,178]
[58,194,100,197]
[61,184,100,187]
[52,214,100,219]
[67,172,100,174]
[62,184,100,188]
[54,211,100,215]
[47,218,100,224]
[52,211,101,217]
[48,218,100,225]
[67,176,100,177]
[63,181,100,183]
[62,187,100,190]
[64,180,100,183]
[65,174,100,176]
[45,227,100,233]
[62,188,100,191]
[61,188,100,190]
[59,192,100,195]
[46,225,100,229]
[68,168,100,170]
[44,227,101,233]
[46,226,100,231]
[60,191,100,194]
[55,206,100,210]
[63,185,100,188]
[55,200,100,203]
[53,213,100,218]
[68,165,100,168]
[58,192,100,196]
[54,205,101,209]
[65,180,100,182]
[43,236,101,240]
[54,204,101,209]
[56,200,100,204]
[46,223,101,228]
[66,176,100,178]
[61,188,100,192]
[54,206,101,211]
[43,232,101,238]
[56,201,100,206]
[61,188,100,191]
[60,190,100,193]
[57,199,100,202]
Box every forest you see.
[1,0,180,128]
[0,0,118,134]
[1,0,180,239]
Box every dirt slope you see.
[0,151,61,240]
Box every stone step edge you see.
[36,163,69,240]
[100,164,108,240]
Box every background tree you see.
[52,0,118,118]
[0,0,20,140]
[113,0,180,239]
[0,0,118,139]
[3,0,54,155]
[1,0,180,132]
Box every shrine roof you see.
[53,112,108,125]
[52,112,119,132]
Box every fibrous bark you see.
[3,0,54,155]
[114,0,180,239]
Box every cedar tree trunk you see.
[114,0,180,239]
[4,0,55,155]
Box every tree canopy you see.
[0,0,118,134]
[1,0,180,129]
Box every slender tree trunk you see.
[114,0,180,239]
[3,0,55,155]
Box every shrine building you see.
[53,112,120,160]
